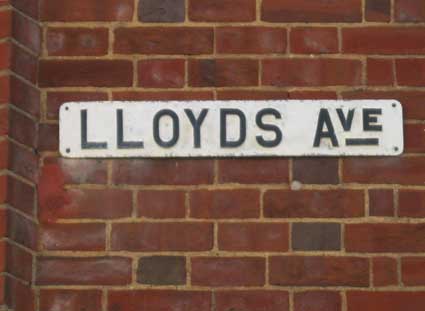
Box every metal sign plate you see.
[59,100,403,158]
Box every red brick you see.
[40,223,105,251]
[58,188,132,219]
[373,257,398,286]
[269,256,369,287]
[10,76,40,117]
[343,157,425,185]
[216,27,286,54]
[346,224,425,252]
[0,141,8,170]
[114,27,213,55]
[294,291,341,311]
[292,158,339,184]
[347,291,425,311]
[216,291,289,311]
[8,143,38,182]
[7,210,37,250]
[137,190,186,219]
[366,0,391,21]
[108,290,212,311]
[7,176,35,216]
[189,0,256,22]
[395,0,425,22]
[0,10,11,39]
[217,90,288,100]
[288,91,338,99]
[262,58,362,86]
[291,27,338,54]
[39,60,133,87]
[262,0,361,22]
[405,124,425,153]
[218,159,289,184]
[46,91,108,120]
[8,109,37,148]
[190,189,260,219]
[7,243,33,282]
[191,257,265,286]
[402,257,425,285]
[138,59,185,88]
[45,157,108,184]
[41,0,134,21]
[38,123,58,151]
[11,0,38,18]
[111,222,213,251]
[47,28,108,56]
[112,159,214,185]
[218,223,289,251]
[341,90,425,120]
[189,59,258,87]
[0,108,7,136]
[0,42,10,71]
[12,11,41,53]
[5,277,35,311]
[37,257,132,285]
[0,210,6,237]
[0,176,5,204]
[367,58,394,86]
[113,91,214,101]
[397,58,425,86]
[343,27,425,54]
[399,190,425,217]
[40,290,102,311]
[0,76,9,103]
[264,190,364,218]
[369,189,394,216]
[11,44,38,83]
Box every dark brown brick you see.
[39,60,133,87]
[137,256,186,285]
[189,59,258,87]
[269,256,369,287]
[292,223,341,251]
[368,189,394,216]
[114,27,213,55]
[293,158,339,184]
[366,0,391,21]
[395,0,425,22]
[139,0,185,22]
[264,190,364,218]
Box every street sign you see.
[59,100,403,158]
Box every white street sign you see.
[59,100,403,158]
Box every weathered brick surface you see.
[3,0,425,310]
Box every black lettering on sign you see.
[81,109,107,149]
[256,108,283,148]
[337,108,355,131]
[153,109,179,148]
[363,108,382,131]
[116,109,144,149]
[220,109,246,148]
[185,109,208,148]
[313,108,339,147]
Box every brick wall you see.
[1,0,425,310]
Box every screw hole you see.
[392,103,397,108]
[65,106,69,111]
[394,146,399,152]
[66,148,70,153]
